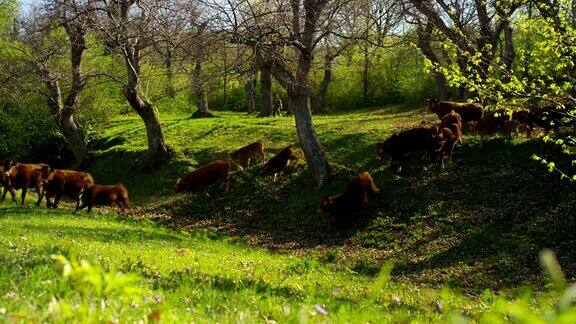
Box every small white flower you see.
[313,304,328,315]
[0,308,6,315]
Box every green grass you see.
[1,105,576,321]
[89,107,575,290]
[0,205,571,322]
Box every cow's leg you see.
[53,193,63,208]
[117,201,125,212]
[21,187,28,205]
[77,201,87,212]
[273,173,278,182]
[87,203,93,213]
[35,184,44,207]
[2,186,16,203]
[75,196,81,211]
[45,196,53,208]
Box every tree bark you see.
[502,25,515,83]
[362,44,370,104]
[122,84,169,167]
[290,91,331,187]
[60,111,89,163]
[164,48,176,99]
[191,58,213,118]
[314,54,333,113]
[258,64,273,117]
[417,21,448,100]
[246,77,256,114]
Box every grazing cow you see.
[502,119,522,138]
[230,141,265,168]
[477,109,512,137]
[78,184,130,213]
[0,159,16,190]
[439,111,463,143]
[2,163,51,205]
[438,127,459,167]
[320,172,381,230]
[43,169,95,209]
[511,109,533,137]
[376,125,446,172]
[428,99,483,124]
[530,106,572,135]
[174,159,232,194]
[261,145,298,181]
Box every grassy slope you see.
[0,205,564,322]
[0,106,575,321]
[91,107,575,290]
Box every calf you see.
[43,169,95,209]
[428,99,483,124]
[78,184,130,213]
[376,125,446,172]
[261,145,298,181]
[2,163,50,205]
[320,172,380,230]
[439,111,463,144]
[174,159,231,194]
[230,141,264,168]
[438,127,459,167]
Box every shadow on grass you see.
[162,137,576,290]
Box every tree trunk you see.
[164,48,176,99]
[502,25,515,83]
[246,77,256,114]
[123,85,169,167]
[290,91,331,187]
[191,58,213,118]
[314,55,333,113]
[362,45,370,104]
[60,111,89,164]
[417,22,448,100]
[259,64,273,117]
[274,94,283,116]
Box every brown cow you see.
[439,111,463,144]
[476,109,512,137]
[2,163,50,205]
[528,106,573,135]
[230,141,264,168]
[78,184,130,213]
[376,125,446,172]
[261,146,298,181]
[0,159,16,191]
[174,159,232,194]
[438,127,459,167]
[511,109,533,137]
[320,172,381,230]
[42,169,95,209]
[428,99,483,124]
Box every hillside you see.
[1,106,576,321]
[83,106,576,291]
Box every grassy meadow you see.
[1,105,576,322]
